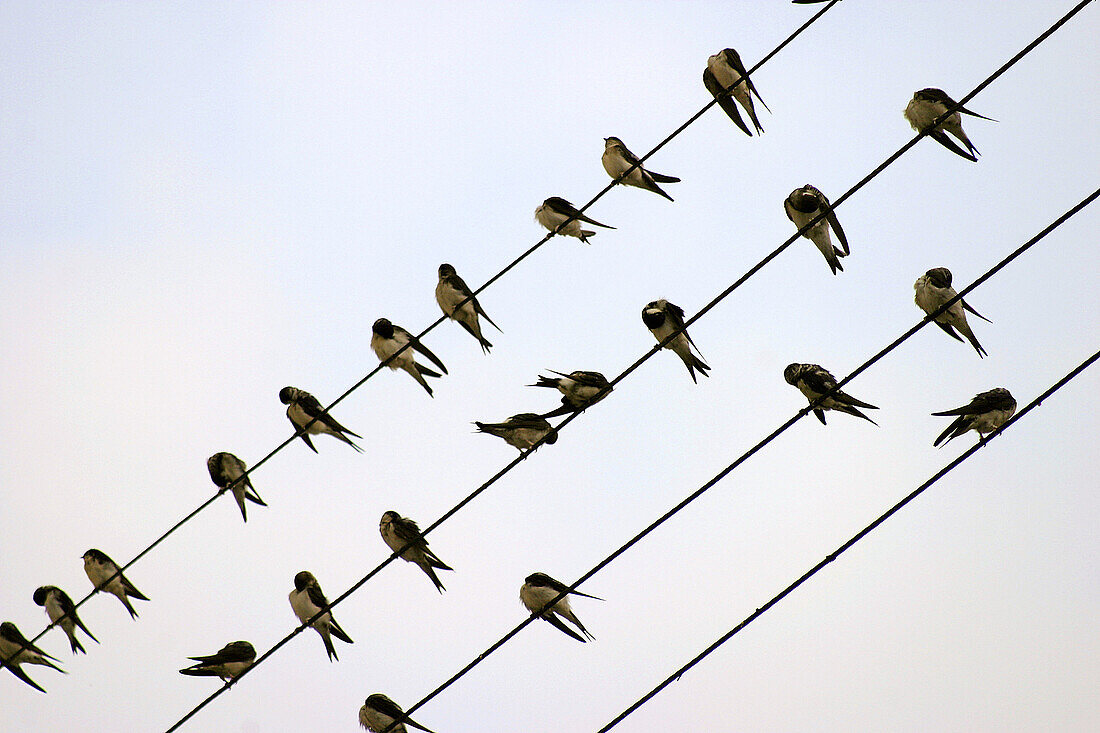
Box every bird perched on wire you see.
[32,586,98,655]
[379,511,454,594]
[642,299,711,383]
[435,263,501,354]
[0,621,65,693]
[904,88,996,162]
[520,572,602,643]
[371,318,449,397]
[601,137,680,201]
[474,413,557,453]
[932,387,1016,447]
[178,641,256,683]
[279,386,363,453]
[784,184,849,275]
[784,363,879,425]
[914,267,991,357]
[359,693,437,733]
[207,451,268,522]
[531,370,612,419]
[82,549,149,619]
[703,47,770,136]
[534,197,615,244]
[289,571,354,662]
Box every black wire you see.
[162,2,1093,724]
[8,0,843,678]
[597,345,1100,732]
[371,185,1099,732]
[163,1,1095,727]
[152,8,845,728]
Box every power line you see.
[160,0,1093,722]
[368,185,1099,733]
[147,8,844,729]
[4,0,843,673]
[597,345,1100,732]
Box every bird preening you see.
[280,386,364,453]
[904,87,996,162]
[784,363,879,426]
[371,318,449,397]
[535,196,615,244]
[784,184,849,275]
[704,47,770,136]
[642,299,711,384]
[474,413,557,453]
[932,387,1016,447]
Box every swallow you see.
[82,549,148,619]
[436,263,501,354]
[914,267,992,357]
[904,88,996,162]
[783,363,879,426]
[531,370,612,419]
[474,413,557,452]
[207,451,268,522]
[642,299,710,383]
[379,511,454,594]
[32,586,98,655]
[520,572,601,643]
[534,196,615,244]
[371,318,448,397]
[0,621,65,693]
[602,137,681,202]
[279,386,363,453]
[932,387,1016,447]
[784,184,849,275]
[359,693,437,733]
[179,640,256,682]
[703,47,770,136]
[289,571,353,662]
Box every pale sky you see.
[2,2,1098,731]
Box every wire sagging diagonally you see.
[365,185,1099,733]
[161,0,1094,725]
[597,345,1100,731]
[6,1,844,674]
